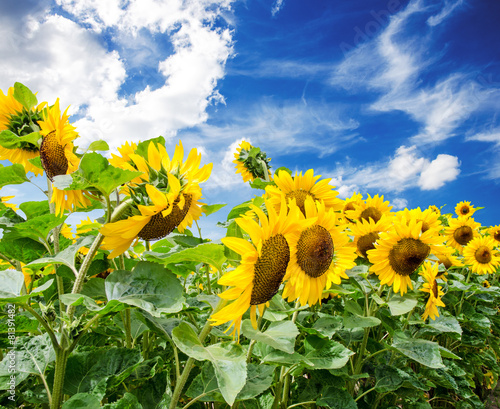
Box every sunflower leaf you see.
[302,335,354,370]
[172,322,247,405]
[202,203,227,216]
[144,243,226,273]
[19,201,51,220]
[87,140,110,152]
[135,136,166,160]
[0,270,53,303]
[53,152,142,196]
[391,334,445,369]
[105,262,185,316]
[0,130,41,150]
[0,236,47,264]
[13,82,38,110]
[0,163,30,188]
[241,320,299,354]
[387,295,418,316]
[316,386,358,409]
[5,213,67,243]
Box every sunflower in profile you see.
[210,199,311,340]
[233,140,272,183]
[455,201,476,218]
[348,214,392,259]
[37,99,92,215]
[488,225,500,248]
[100,140,212,258]
[433,244,463,280]
[0,85,46,175]
[345,193,392,224]
[367,214,444,295]
[266,169,343,216]
[444,216,481,253]
[463,235,500,275]
[419,261,445,321]
[282,197,357,307]
[341,192,363,224]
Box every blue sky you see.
[1,0,499,239]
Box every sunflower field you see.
[1,82,500,409]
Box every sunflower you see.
[0,86,46,175]
[266,169,343,216]
[462,235,500,275]
[0,194,17,210]
[428,205,441,216]
[444,216,481,253]
[419,261,445,321]
[60,223,74,240]
[433,244,463,280]
[233,140,272,183]
[348,214,392,259]
[341,192,363,224]
[345,193,393,224]
[282,197,357,306]
[210,199,311,340]
[397,207,443,235]
[367,214,444,295]
[488,225,500,248]
[37,100,92,215]
[455,201,476,218]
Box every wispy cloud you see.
[271,0,285,17]
[427,0,465,27]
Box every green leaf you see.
[6,213,66,243]
[438,345,461,360]
[0,314,39,334]
[242,320,298,354]
[374,365,427,393]
[302,336,354,370]
[172,322,247,405]
[28,155,44,170]
[343,315,381,329]
[27,236,94,273]
[87,140,110,152]
[425,315,462,336]
[186,361,225,402]
[0,236,47,264]
[0,334,56,389]
[311,316,343,338]
[144,243,226,272]
[113,309,148,340]
[224,220,244,261]
[102,392,145,409]
[105,262,185,316]
[19,201,50,220]
[227,201,253,220]
[0,130,41,150]
[13,82,38,110]
[135,136,166,159]
[316,386,358,409]
[63,347,143,395]
[237,364,275,401]
[202,203,227,216]
[0,270,53,303]
[392,335,445,369]
[387,295,418,316]
[62,393,101,409]
[261,349,313,366]
[0,163,29,188]
[53,152,143,196]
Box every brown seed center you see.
[40,130,69,181]
[432,280,439,298]
[251,234,290,305]
[296,225,334,278]
[388,238,430,277]
[138,194,192,241]
[360,206,382,223]
[493,231,500,242]
[454,226,473,246]
[285,189,315,215]
[475,245,492,264]
[357,231,379,259]
[460,206,469,215]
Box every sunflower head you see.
[341,192,363,223]
[419,261,445,321]
[463,235,500,275]
[488,225,500,247]
[428,205,441,216]
[348,215,392,259]
[444,216,481,253]
[455,201,476,218]
[345,193,392,224]
[233,140,272,183]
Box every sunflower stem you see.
[205,264,212,295]
[456,268,472,317]
[123,308,132,348]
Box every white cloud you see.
[427,0,465,27]
[466,128,500,147]
[418,154,460,190]
[391,198,409,210]
[271,0,285,17]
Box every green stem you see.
[456,268,472,316]
[51,348,69,409]
[205,264,212,295]
[124,309,132,348]
[355,385,377,402]
[68,314,100,354]
[22,304,60,351]
[182,389,219,409]
[168,299,226,409]
[286,402,316,409]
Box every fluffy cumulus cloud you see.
[0,0,235,151]
[418,154,460,190]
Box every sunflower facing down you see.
[266,169,343,216]
[444,216,481,253]
[38,99,92,215]
[210,199,314,340]
[233,140,272,183]
[345,193,393,224]
[463,235,500,275]
[0,85,46,175]
[455,201,477,218]
[419,261,446,321]
[282,197,357,307]
[367,214,444,295]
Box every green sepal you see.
[0,130,41,150]
[13,82,38,110]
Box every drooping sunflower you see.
[210,199,312,339]
[367,214,444,295]
[455,201,476,218]
[463,235,500,275]
[348,214,392,259]
[266,169,343,215]
[444,216,481,253]
[38,99,93,215]
[488,225,500,248]
[0,85,46,175]
[233,140,272,183]
[345,193,393,224]
[419,261,446,321]
[282,197,357,307]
